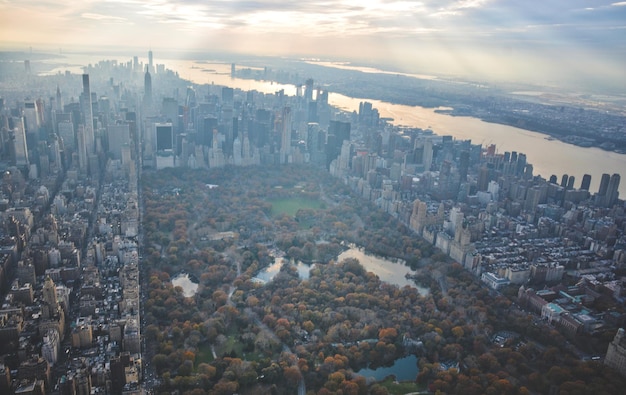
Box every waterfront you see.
[164,58,626,196]
[41,53,626,196]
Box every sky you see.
[1,0,625,89]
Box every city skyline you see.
[1,1,625,91]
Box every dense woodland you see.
[141,165,626,395]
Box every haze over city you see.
[2,1,626,394]
[2,0,626,90]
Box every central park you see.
[140,164,625,395]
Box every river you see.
[163,58,626,196]
[43,53,626,196]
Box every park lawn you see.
[195,342,214,365]
[214,331,267,362]
[215,334,243,357]
[379,377,426,395]
[268,197,322,217]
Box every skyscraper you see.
[144,67,152,104]
[304,78,314,102]
[155,123,173,151]
[107,123,130,160]
[325,120,351,169]
[596,173,611,206]
[76,125,88,173]
[222,87,234,103]
[606,173,621,207]
[42,276,60,318]
[11,116,29,167]
[280,107,292,163]
[22,100,38,130]
[459,150,469,182]
[606,328,626,376]
[81,74,95,155]
[148,50,154,73]
[581,174,592,191]
[57,120,75,151]
[55,86,63,112]
[598,173,610,196]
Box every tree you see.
[152,354,169,373]
[451,326,465,339]
[197,363,216,379]
[283,366,302,387]
[378,327,398,343]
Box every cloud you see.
[1,0,624,90]
[81,12,127,23]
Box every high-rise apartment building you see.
[606,328,626,377]
[606,173,621,207]
[581,174,592,191]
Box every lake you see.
[255,246,429,295]
[253,257,313,283]
[338,246,429,295]
[355,354,419,382]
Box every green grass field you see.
[268,197,322,217]
[195,342,215,365]
[379,377,426,394]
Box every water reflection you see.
[356,354,419,382]
[339,247,429,295]
[171,273,199,297]
[253,258,313,283]
[254,247,429,295]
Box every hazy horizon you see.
[1,1,626,92]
